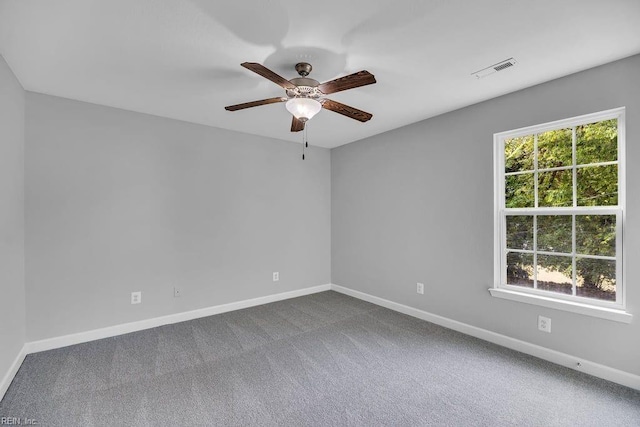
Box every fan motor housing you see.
[286,77,322,98]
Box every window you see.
[491,108,629,322]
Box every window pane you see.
[538,170,572,207]
[576,258,616,301]
[505,173,534,208]
[506,252,534,287]
[577,164,618,206]
[536,254,572,295]
[538,128,572,169]
[576,119,617,165]
[506,216,533,250]
[576,215,616,257]
[505,135,534,173]
[537,215,572,253]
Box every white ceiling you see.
[1,0,639,148]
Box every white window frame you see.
[490,107,631,323]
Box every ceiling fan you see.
[225,62,376,132]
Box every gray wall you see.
[0,56,26,376]
[332,54,640,375]
[25,93,331,341]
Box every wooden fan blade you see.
[291,116,305,132]
[318,71,376,95]
[321,99,372,122]
[241,62,296,90]
[225,97,287,111]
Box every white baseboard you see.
[0,345,27,401]
[331,284,640,391]
[24,284,331,354]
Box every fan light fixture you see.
[286,98,322,122]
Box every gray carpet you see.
[1,291,639,426]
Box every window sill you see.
[488,288,632,323]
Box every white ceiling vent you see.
[472,58,517,79]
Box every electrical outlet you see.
[538,315,551,333]
[174,286,182,298]
[273,272,279,282]
[131,291,142,305]
[416,282,424,295]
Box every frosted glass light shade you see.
[286,98,322,121]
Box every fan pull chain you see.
[302,123,308,160]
